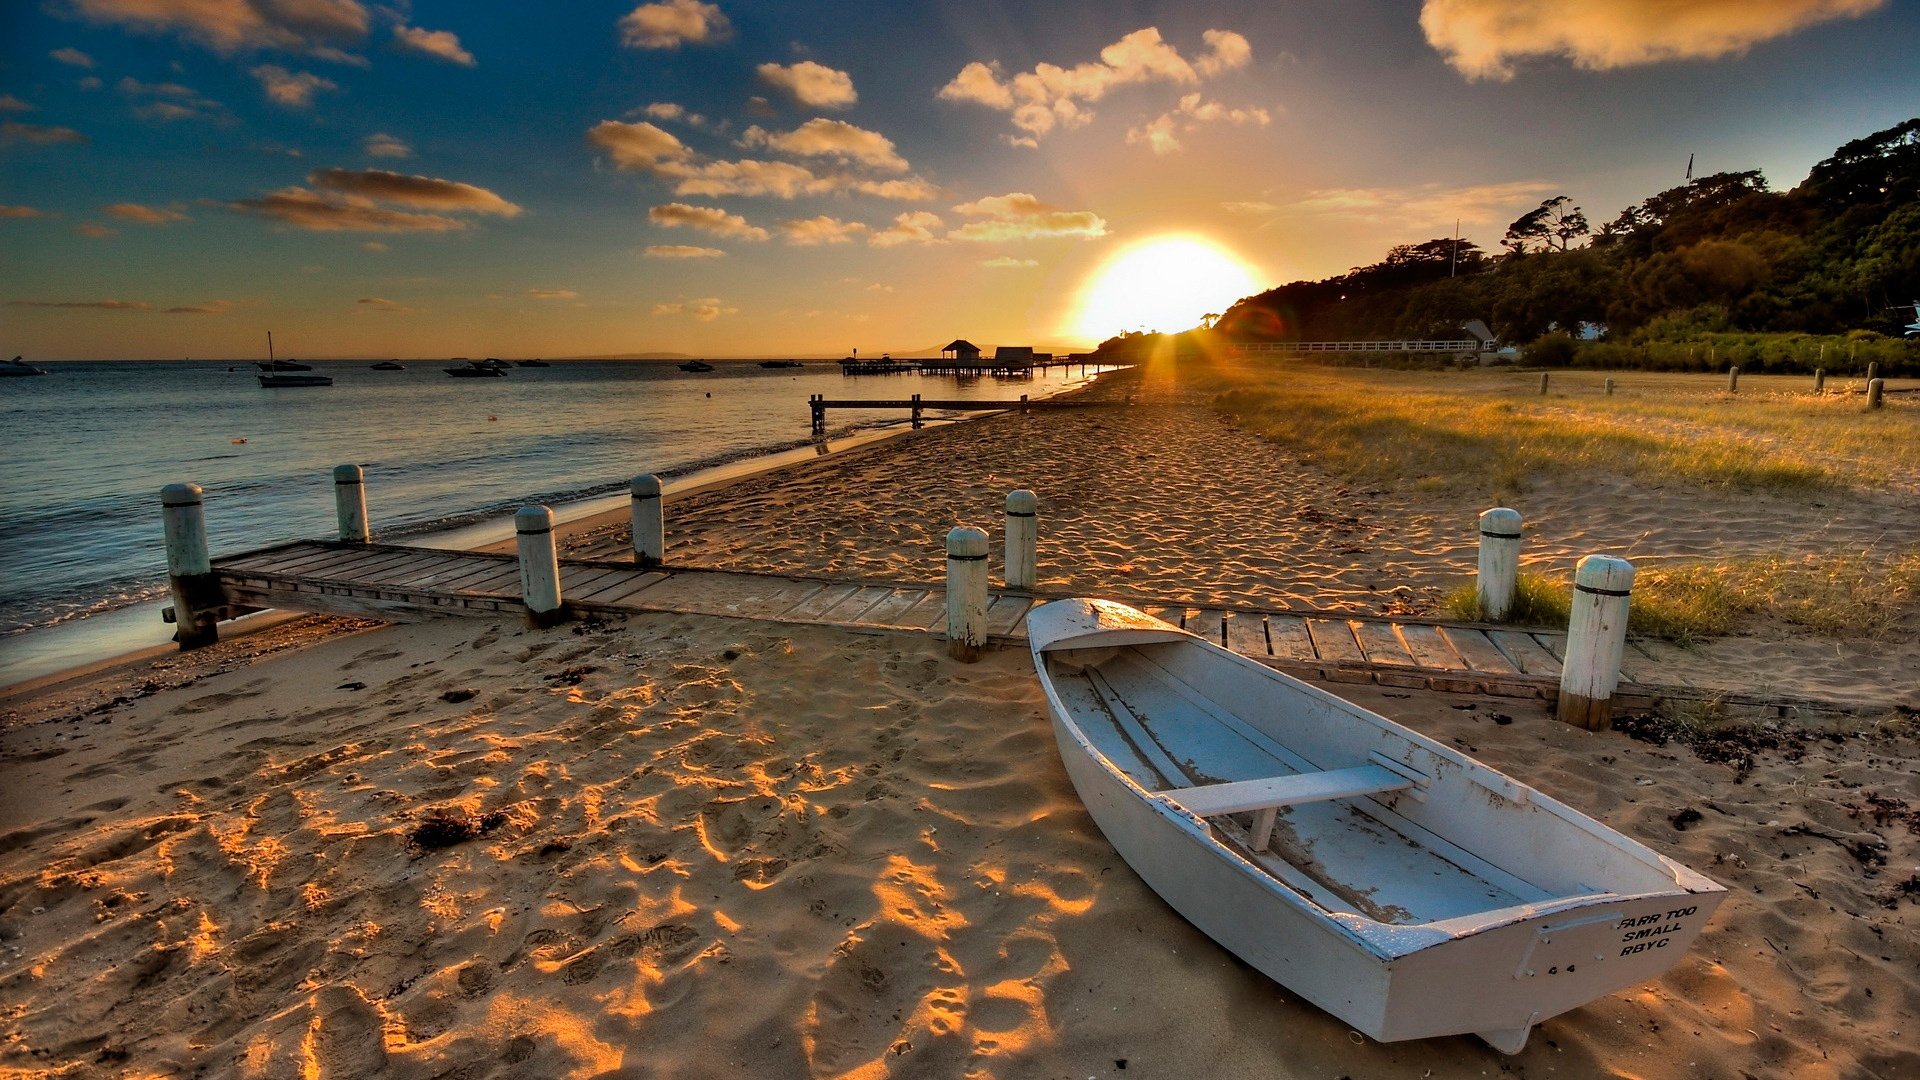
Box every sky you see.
[1,0,1915,359]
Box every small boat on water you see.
[476,357,511,370]
[258,373,333,388]
[758,359,803,369]
[679,360,715,372]
[1026,598,1725,1054]
[1,356,49,377]
[371,360,405,371]
[256,360,313,372]
[515,358,550,368]
[445,360,507,378]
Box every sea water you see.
[0,360,1102,667]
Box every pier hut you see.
[993,346,1034,372]
[941,339,982,364]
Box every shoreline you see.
[0,369,1125,693]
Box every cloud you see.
[655,158,821,199]
[251,65,337,108]
[648,202,768,240]
[393,25,475,66]
[67,0,371,55]
[644,243,724,257]
[119,76,226,121]
[8,298,152,310]
[619,0,730,49]
[74,222,118,237]
[779,215,867,245]
[866,283,894,292]
[106,203,189,224]
[756,61,857,109]
[1221,199,1280,215]
[527,288,577,299]
[652,297,734,320]
[51,47,96,68]
[231,188,467,232]
[1,120,87,146]
[1126,92,1270,155]
[78,77,104,90]
[1420,0,1885,80]
[163,299,235,314]
[356,296,414,312]
[740,118,908,172]
[587,119,691,168]
[980,256,1039,268]
[868,210,942,247]
[307,168,520,216]
[938,27,1253,140]
[362,240,386,250]
[950,192,1107,241]
[644,102,685,120]
[1278,179,1559,226]
[1,205,48,218]
[0,96,31,114]
[362,132,409,158]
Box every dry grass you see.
[1203,363,1918,498]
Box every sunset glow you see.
[1070,236,1263,340]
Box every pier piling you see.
[515,505,566,627]
[1814,368,1825,394]
[1005,490,1037,591]
[1727,366,1739,394]
[333,464,370,543]
[631,474,664,568]
[945,526,989,662]
[1476,508,1523,622]
[1556,555,1634,731]
[161,483,218,648]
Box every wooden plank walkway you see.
[204,541,1829,716]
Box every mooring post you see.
[1604,377,1615,396]
[945,526,989,662]
[1867,361,1879,385]
[911,393,923,430]
[1727,366,1739,394]
[1868,378,1885,409]
[1020,393,1030,416]
[1004,490,1037,590]
[1814,368,1826,394]
[1538,372,1549,395]
[810,395,825,438]
[1556,555,1634,731]
[1476,508,1523,621]
[161,482,218,648]
[630,473,663,568]
[333,464,370,543]
[515,505,566,628]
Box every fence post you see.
[911,393,923,429]
[1867,361,1879,385]
[1727,366,1739,394]
[1004,490,1037,590]
[1476,508,1523,621]
[631,474,663,568]
[1813,368,1825,395]
[1868,378,1885,409]
[333,464,370,543]
[1604,377,1615,396]
[161,483,219,648]
[1538,372,1549,395]
[945,526,989,662]
[515,505,566,627]
[1556,555,1634,731]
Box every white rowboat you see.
[1027,598,1726,1053]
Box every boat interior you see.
[1043,640,1689,930]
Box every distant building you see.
[994,346,1034,369]
[942,339,982,362]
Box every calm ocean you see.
[0,359,1102,643]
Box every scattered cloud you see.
[1127,92,1270,155]
[362,240,386,251]
[51,47,96,68]
[619,0,730,49]
[1278,180,1558,226]
[981,256,1040,268]
[251,66,337,108]
[66,0,371,55]
[78,76,104,90]
[587,119,690,168]
[644,102,685,120]
[0,95,32,114]
[1,120,87,146]
[594,119,935,201]
[308,168,521,215]
[356,296,415,312]
[74,222,118,237]
[105,202,189,224]
[393,24,474,65]
[866,282,894,292]
[644,243,725,257]
[1221,199,1281,215]
[163,299,235,314]
[7,298,151,310]
[119,76,225,121]
[527,288,578,299]
[648,202,769,240]
[362,132,410,158]
[1,205,48,218]
[950,192,1108,241]
[756,61,857,109]
[740,118,908,172]
[938,27,1253,141]
[779,215,867,245]
[868,210,942,247]
[652,296,735,320]
[1421,0,1885,80]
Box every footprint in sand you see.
[805,921,965,1074]
[170,678,271,715]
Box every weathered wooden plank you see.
[574,571,669,605]
[786,583,863,620]
[862,589,929,627]
[901,590,949,630]
[1305,619,1365,664]
[1439,627,1521,675]
[1264,615,1317,662]
[450,566,524,597]
[253,546,377,578]
[405,556,515,591]
[299,549,420,581]
[1350,621,1417,667]
[428,559,519,593]
[1622,638,1695,688]
[220,542,332,571]
[819,585,897,623]
[1396,624,1472,671]
[986,594,1031,637]
[1187,609,1227,646]
[1490,630,1563,678]
[1146,606,1188,631]
[356,553,471,586]
[557,565,630,597]
[1222,611,1270,658]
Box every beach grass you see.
[1201,363,1917,497]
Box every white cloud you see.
[308,168,520,215]
[587,119,691,168]
[251,65,337,109]
[653,296,735,320]
[68,0,370,55]
[648,202,769,240]
[527,288,577,299]
[619,0,730,49]
[51,47,96,68]
[119,76,224,121]
[980,256,1039,268]
[363,132,410,158]
[1420,0,1885,80]
[1279,180,1559,226]
[778,215,867,245]
[644,244,725,258]
[1126,93,1270,156]
[0,95,32,113]
[740,118,908,172]
[105,202,188,224]
[645,102,685,120]
[950,192,1107,242]
[393,25,475,66]
[756,61,857,108]
[868,210,943,247]
[593,118,934,201]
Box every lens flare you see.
[1068,234,1262,341]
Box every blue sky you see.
[2,0,1915,358]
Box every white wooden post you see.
[161,482,218,647]
[1476,508,1523,621]
[1538,372,1549,395]
[630,473,663,567]
[1867,378,1885,409]
[1556,555,1634,731]
[945,526,989,662]
[1867,361,1879,385]
[333,464,370,543]
[515,505,565,627]
[1004,490,1037,590]
[1604,377,1615,396]
[1727,366,1739,393]
[1813,368,1825,394]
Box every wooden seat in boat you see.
[1165,764,1418,852]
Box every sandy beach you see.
[3,364,1916,1079]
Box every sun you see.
[1069,234,1262,341]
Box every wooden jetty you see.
[808,394,1112,436]
[1232,340,1484,356]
